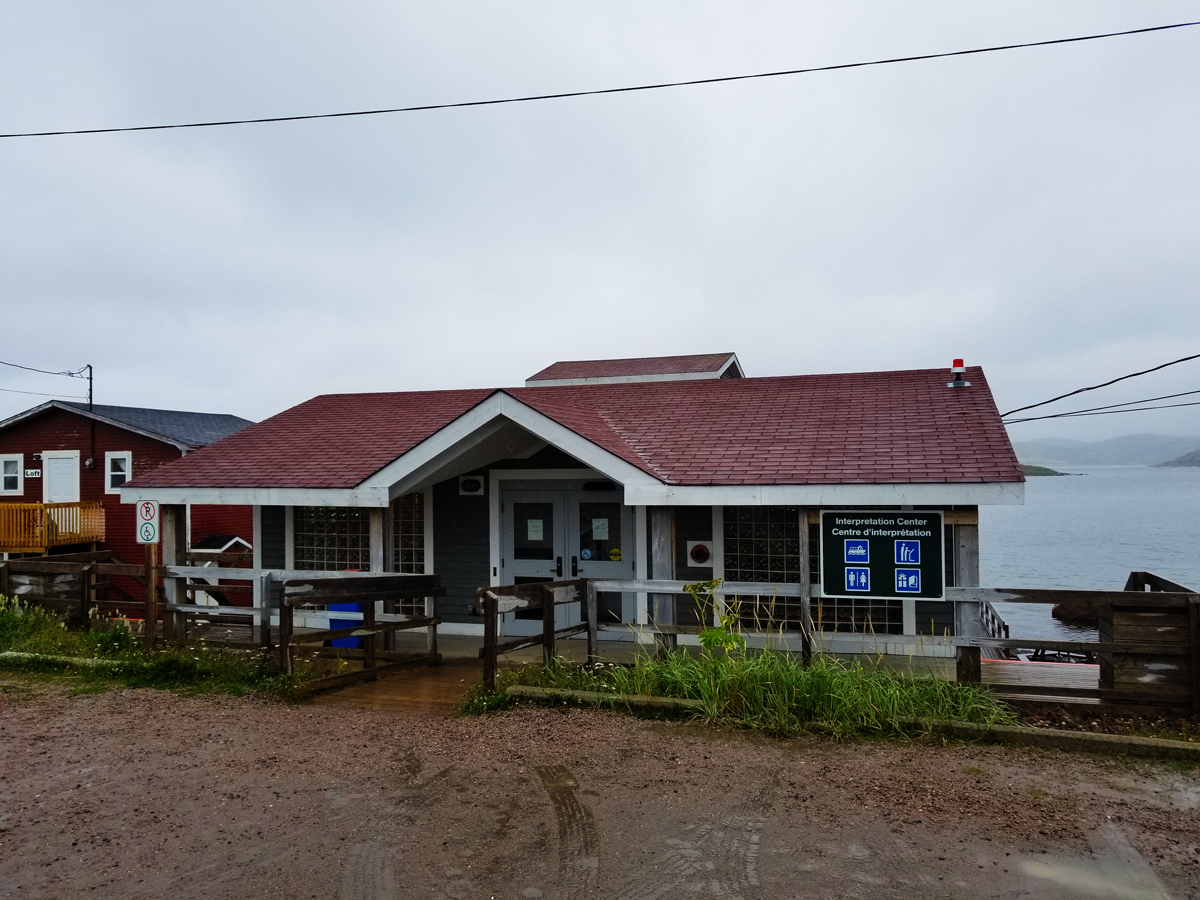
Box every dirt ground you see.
[2,680,1199,900]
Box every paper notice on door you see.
[592,518,609,540]
[527,519,544,541]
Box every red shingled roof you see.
[527,352,736,382]
[129,367,1021,490]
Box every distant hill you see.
[1156,449,1200,468]
[1013,433,1200,467]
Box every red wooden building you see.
[0,401,254,598]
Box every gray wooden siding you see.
[260,506,286,568]
[260,505,286,607]
[431,478,490,623]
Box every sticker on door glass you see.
[580,548,593,560]
[592,518,609,540]
[609,548,621,561]
[527,519,544,541]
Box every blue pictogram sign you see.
[845,567,870,592]
[894,540,921,565]
[844,539,869,564]
[895,569,921,593]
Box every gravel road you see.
[2,681,1198,899]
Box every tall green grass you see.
[484,649,1017,738]
[0,596,312,698]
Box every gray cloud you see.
[2,1,1197,441]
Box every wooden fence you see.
[0,501,106,553]
[954,585,1200,715]
[476,579,598,691]
[278,573,444,693]
[1,557,444,691]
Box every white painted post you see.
[251,505,263,620]
[369,508,385,573]
[649,507,675,651]
[634,505,649,634]
[711,506,724,624]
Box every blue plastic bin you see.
[328,602,362,648]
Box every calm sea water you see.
[979,466,1200,640]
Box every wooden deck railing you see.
[0,501,106,553]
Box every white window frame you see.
[0,454,23,495]
[104,451,133,495]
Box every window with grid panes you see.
[722,506,808,630]
[293,507,371,571]
[393,493,426,615]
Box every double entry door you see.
[500,488,634,636]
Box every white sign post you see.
[136,500,160,545]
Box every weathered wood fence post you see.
[955,644,981,684]
[482,591,498,692]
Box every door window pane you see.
[514,502,555,560]
[578,502,621,563]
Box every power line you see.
[999,351,1200,418]
[2,21,1197,139]
[0,387,88,399]
[0,358,87,378]
[1003,387,1200,423]
[1004,399,1200,423]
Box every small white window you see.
[105,451,132,494]
[0,455,22,495]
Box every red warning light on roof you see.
[951,359,965,373]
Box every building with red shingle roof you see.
[124,355,1022,641]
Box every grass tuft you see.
[0,596,318,699]
[468,648,1017,738]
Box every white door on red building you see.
[42,452,80,503]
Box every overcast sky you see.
[2,2,1197,441]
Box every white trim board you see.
[623,482,1024,507]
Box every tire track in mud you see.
[604,772,773,899]
[537,765,599,898]
[340,842,400,900]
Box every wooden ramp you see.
[981,659,1102,708]
[310,657,482,714]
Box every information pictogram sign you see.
[136,500,160,544]
[820,510,944,600]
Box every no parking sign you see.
[136,500,160,544]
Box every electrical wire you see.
[0,387,88,399]
[1004,400,1200,423]
[0,359,88,378]
[1002,387,1200,422]
[2,21,1197,139]
[999,351,1200,418]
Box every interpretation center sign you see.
[819,511,945,600]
